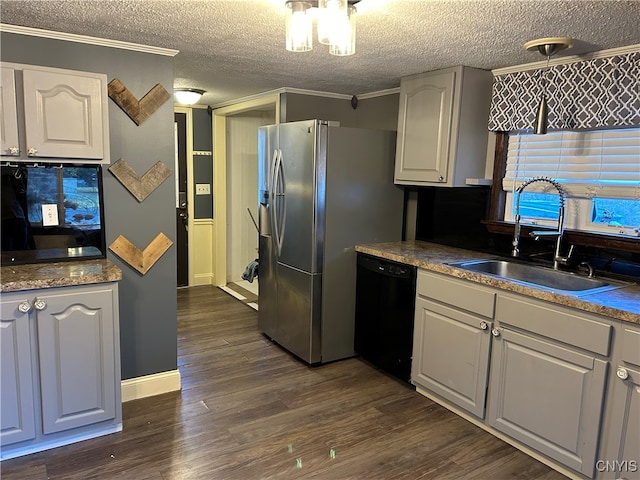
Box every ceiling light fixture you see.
[524,37,574,134]
[285,0,357,56]
[174,88,205,105]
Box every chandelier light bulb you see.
[286,1,313,52]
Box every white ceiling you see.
[2,0,639,107]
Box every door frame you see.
[174,106,194,285]
[211,93,280,286]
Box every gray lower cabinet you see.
[0,283,121,459]
[0,295,36,445]
[599,324,640,480]
[411,268,635,480]
[411,271,495,418]
[488,293,611,478]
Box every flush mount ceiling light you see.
[285,0,358,56]
[174,88,205,105]
[524,37,574,134]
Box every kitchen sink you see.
[447,259,628,296]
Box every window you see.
[503,127,640,238]
[27,167,101,228]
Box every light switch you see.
[42,204,59,226]
[196,183,211,195]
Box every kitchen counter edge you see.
[356,241,640,325]
[1,259,122,292]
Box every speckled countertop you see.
[0,259,122,292]
[356,240,640,325]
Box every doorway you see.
[211,95,279,288]
[174,112,188,287]
[225,112,275,293]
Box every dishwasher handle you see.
[357,255,415,280]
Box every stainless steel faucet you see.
[511,177,574,270]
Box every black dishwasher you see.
[354,253,417,382]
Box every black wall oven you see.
[1,164,106,265]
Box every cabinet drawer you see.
[418,270,495,318]
[496,294,612,356]
[621,326,640,366]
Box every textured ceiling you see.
[1,0,639,107]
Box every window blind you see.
[503,127,640,199]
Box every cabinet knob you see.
[491,328,501,338]
[18,301,32,313]
[438,175,444,182]
[8,146,20,155]
[34,299,47,311]
[27,147,38,156]
[616,367,629,380]
[479,321,488,330]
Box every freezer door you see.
[276,120,325,274]
[275,263,322,364]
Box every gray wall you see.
[192,108,213,219]
[1,32,177,380]
[281,92,400,131]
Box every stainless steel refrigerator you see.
[258,119,404,364]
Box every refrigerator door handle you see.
[273,149,286,257]
[268,148,278,196]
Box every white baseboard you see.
[220,285,247,300]
[234,279,258,296]
[191,273,213,286]
[121,369,181,402]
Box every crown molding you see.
[210,85,400,110]
[357,87,401,99]
[0,23,178,57]
[492,43,640,76]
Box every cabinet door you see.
[412,297,492,418]
[22,68,105,159]
[488,327,607,476]
[0,297,36,446]
[1,66,20,157]
[35,287,117,434]
[394,70,454,184]
[602,365,640,480]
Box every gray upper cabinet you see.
[394,66,493,187]
[0,283,121,460]
[1,63,110,163]
[488,293,611,478]
[412,271,495,418]
[1,66,20,156]
[0,295,36,446]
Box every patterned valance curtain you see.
[488,51,640,132]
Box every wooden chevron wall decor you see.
[108,78,171,126]
[109,233,173,275]
[109,158,172,202]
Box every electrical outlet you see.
[42,204,59,226]
[195,183,210,195]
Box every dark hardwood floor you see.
[1,286,568,479]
